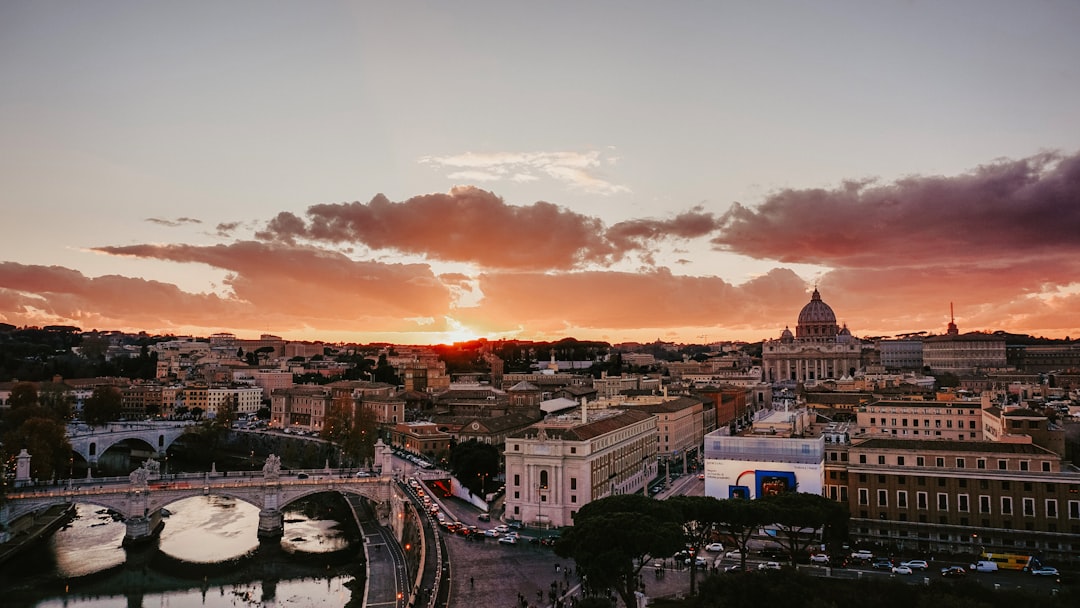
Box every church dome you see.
[780,326,794,343]
[796,288,840,340]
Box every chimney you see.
[581,397,587,424]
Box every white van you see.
[970,560,999,572]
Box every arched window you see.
[539,470,549,490]
[89,442,96,456]
[158,435,165,447]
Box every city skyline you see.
[2,2,1079,345]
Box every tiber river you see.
[0,493,366,608]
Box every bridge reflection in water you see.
[0,498,362,608]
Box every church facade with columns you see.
[762,289,865,384]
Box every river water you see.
[0,494,365,608]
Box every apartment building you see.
[503,408,658,528]
[270,385,333,431]
[837,438,1080,563]
[855,400,983,441]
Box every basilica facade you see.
[762,289,865,383]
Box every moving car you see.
[495,524,510,533]
[478,513,491,522]
[851,550,874,560]
[758,561,782,571]
[483,529,499,537]
[901,560,929,571]
[941,566,967,577]
[725,550,743,559]
[809,554,830,564]
[498,535,518,545]
[705,543,725,552]
[891,565,913,575]
[1031,566,1059,576]
[872,558,894,570]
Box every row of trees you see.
[555,493,848,608]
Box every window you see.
[1001,497,1012,515]
[1042,462,1051,472]
[998,459,1007,470]
[979,495,991,514]
[937,493,948,511]
[571,495,577,503]
[878,455,886,465]
[570,477,577,490]
[514,491,520,499]
[539,470,549,489]
[956,458,965,468]
[877,489,888,507]
[570,447,576,454]
[859,455,867,464]
[916,457,925,466]
[1023,498,1035,517]
[858,488,869,506]
[897,456,905,466]
[513,474,520,486]
[936,457,945,467]
[1046,499,1058,518]
[1069,500,1080,519]
[917,492,928,510]
[897,490,908,509]
[1020,461,1029,472]
[977,459,986,470]
[958,494,969,512]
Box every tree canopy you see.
[82,385,122,425]
[556,494,684,608]
[447,439,500,495]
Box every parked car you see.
[891,565,913,575]
[809,554,830,564]
[498,535,518,545]
[725,550,743,559]
[851,550,874,561]
[1031,566,1059,576]
[758,561,782,571]
[941,566,967,577]
[705,543,725,552]
[901,560,929,571]
[872,558,894,570]
[695,556,709,567]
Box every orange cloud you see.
[93,242,452,321]
[255,186,720,270]
[713,151,1080,268]
[453,267,809,336]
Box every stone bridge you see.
[66,421,198,465]
[3,442,406,545]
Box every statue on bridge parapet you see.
[262,454,281,479]
[144,458,160,476]
[129,465,150,488]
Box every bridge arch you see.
[66,422,197,464]
[278,486,389,511]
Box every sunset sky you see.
[2,1,1079,345]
